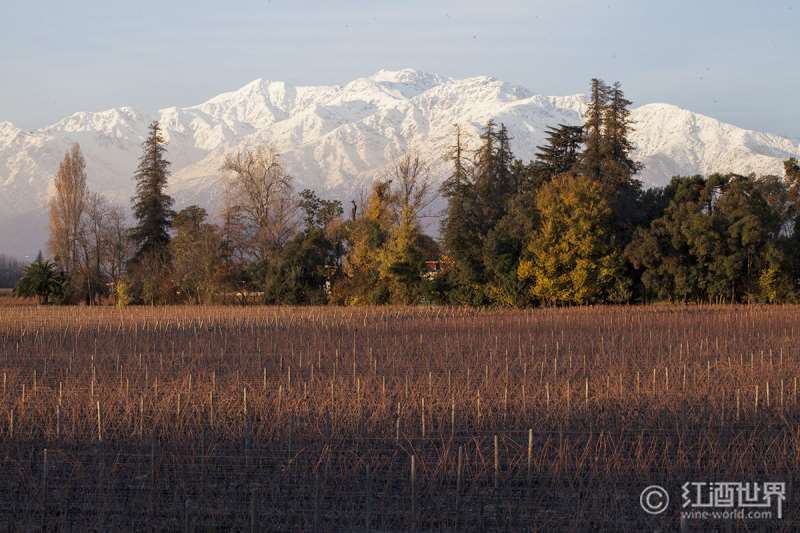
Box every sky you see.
[2,0,798,138]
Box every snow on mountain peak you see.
[368,68,447,90]
[2,69,800,257]
[0,121,20,143]
[44,107,145,141]
[629,103,800,176]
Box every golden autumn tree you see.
[518,173,631,305]
[378,152,434,304]
[48,144,88,276]
[335,179,397,304]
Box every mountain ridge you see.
[2,68,799,257]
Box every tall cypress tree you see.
[495,124,516,194]
[574,78,609,180]
[441,121,518,304]
[440,125,473,254]
[602,82,642,189]
[472,119,496,230]
[130,121,174,265]
[441,125,483,301]
[473,120,515,231]
[599,81,644,233]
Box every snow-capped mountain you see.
[2,68,799,257]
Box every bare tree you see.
[390,150,435,226]
[102,205,130,285]
[66,192,130,304]
[78,192,110,302]
[48,144,88,274]
[220,146,297,261]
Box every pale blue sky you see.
[2,0,798,137]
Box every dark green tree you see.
[440,125,483,303]
[482,188,538,306]
[784,158,800,291]
[127,121,175,304]
[237,189,343,305]
[473,121,515,231]
[130,121,174,265]
[601,82,642,187]
[263,229,337,305]
[14,256,65,304]
[626,174,795,303]
[574,78,608,181]
[298,189,344,232]
[600,81,644,234]
[532,124,583,181]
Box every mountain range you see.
[2,68,799,258]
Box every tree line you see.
[14,79,800,305]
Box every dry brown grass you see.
[0,304,798,530]
[0,288,32,306]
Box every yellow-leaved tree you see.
[518,173,631,305]
[336,180,397,304]
[377,152,434,304]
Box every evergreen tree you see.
[533,124,583,180]
[14,257,65,304]
[626,174,795,303]
[601,82,642,186]
[629,176,712,302]
[473,121,515,230]
[600,82,644,233]
[472,120,497,230]
[785,158,800,235]
[274,188,345,304]
[482,188,538,307]
[128,121,174,304]
[440,125,483,303]
[130,121,174,265]
[263,229,336,305]
[574,78,609,180]
[572,79,643,209]
[298,189,344,231]
[782,158,800,293]
[495,124,516,193]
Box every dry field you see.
[0,304,799,531]
[0,288,30,306]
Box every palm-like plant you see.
[14,258,64,304]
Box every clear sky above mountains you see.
[2,0,798,138]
